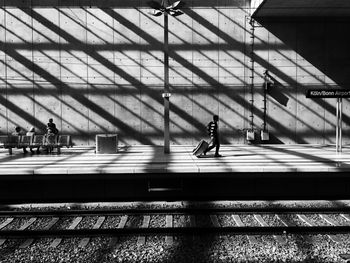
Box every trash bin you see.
[96,134,118,154]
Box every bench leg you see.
[57,147,61,154]
[8,148,12,155]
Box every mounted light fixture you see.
[147,0,185,17]
[147,0,185,154]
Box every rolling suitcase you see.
[192,140,209,157]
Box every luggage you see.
[192,140,209,157]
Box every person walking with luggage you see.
[204,115,221,157]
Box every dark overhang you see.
[252,0,350,19]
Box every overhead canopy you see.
[252,0,350,18]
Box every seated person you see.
[12,126,27,153]
[26,127,35,137]
[26,127,40,154]
[12,126,22,136]
[47,118,59,134]
[45,128,57,153]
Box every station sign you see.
[306,89,350,98]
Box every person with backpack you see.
[47,118,58,135]
[203,115,221,157]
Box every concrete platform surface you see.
[0,144,349,175]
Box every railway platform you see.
[0,144,350,202]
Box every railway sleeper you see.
[1,226,350,238]
[254,214,287,244]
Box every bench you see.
[4,136,20,155]
[56,135,73,153]
[19,135,33,148]
[0,135,73,155]
[39,134,73,154]
[31,135,45,149]
[0,135,9,148]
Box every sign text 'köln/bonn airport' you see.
[306,89,350,98]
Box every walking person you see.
[203,115,221,157]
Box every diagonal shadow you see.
[186,8,335,124]
[5,7,179,143]
[0,94,41,130]
[256,144,350,169]
[3,6,342,146]
[5,39,292,53]
[102,8,209,129]
[103,8,247,143]
[186,7,348,136]
[252,19,350,126]
[89,7,238,142]
[0,41,153,143]
[104,7,309,143]
[34,147,92,170]
[0,19,99,134]
[218,8,342,135]
[138,9,250,127]
[85,8,234,138]
[10,7,304,144]
[169,11,312,140]
[0,149,34,162]
[0,61,85,133]
[26,8,211,140]
[233,144,295,169]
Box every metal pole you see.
[340,98,343,152]
[263,73,267,132]
[164,11,170,154]
[336,98,339,153]
[249,19,255,131]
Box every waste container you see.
[96,134,118,154]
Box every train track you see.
[0,207,350,241]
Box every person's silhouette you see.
[204,115,221,157]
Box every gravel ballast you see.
[0,201,349,262]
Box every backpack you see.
[45,133,56,146]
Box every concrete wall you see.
[256,19,350,144]
[0,0,349,145]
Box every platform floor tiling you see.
[0,144,349,175]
